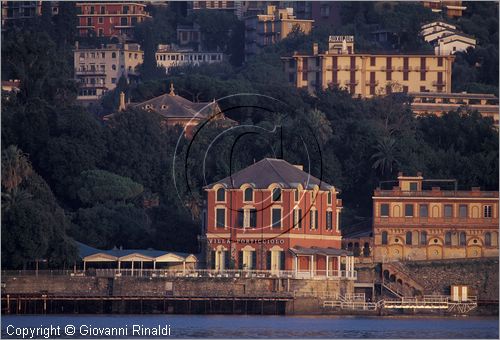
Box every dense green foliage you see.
[1,2,498,268]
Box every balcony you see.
[374,216,497,226]
[373,189,498,198]
[75,69,106,75]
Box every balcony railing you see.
[2,269,357,280]
[374,216,496,225]
[374,189,498,198]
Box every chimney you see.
[312,43,318,55]
[118,91,126,111]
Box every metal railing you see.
[2,269,357,280]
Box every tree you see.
[371,137,401,177]
[76,170,144,205]
[1,145,32,192]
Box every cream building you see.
[372,173,499,262]
[282,36,454,97]
[155,44,224,74]
[420,21,476,55]
[245,5,313,60]
[74,42,143,103]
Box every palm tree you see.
[371,137,401,176]
[1,145,33,192]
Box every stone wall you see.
[2,275,354,299]
[402,258,499,301]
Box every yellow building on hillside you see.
[282,36,454,98]
[372,173,499,262]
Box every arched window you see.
[485,232,491,246]
[111,52,116,58]
[272,187,281,202]
[216,188,225,202]
[459,232,466,246]
[405,231,412,245]
[244,188,253,202]
[445,231,452,246]
[420,231,427,245]
[381,231,388,245]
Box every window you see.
[381,231,388,245]
[216,208,225,228]
[112,64,116,71]
[327,191,332,204]
[459,232,466,246]
[272,188,281,202]
[216,188,225,202]
[406,231,412,245]
[419,204,429,218]
[293,208,302,229]
[326,211,333,230]
[98,17,103,24]
[250,209,257,228]
[459,205,467,218]
[370,57,376,66]
[445,231,452,246]
[380,203,389,217]
[310,210,318,230]
[485,232,491,246]
[244,188,253,202]
[444,204,453,218]
[484,205,492,218]
[120,17,128,26]
[294,189,299,202]
[272,208,281,228]
[405,204,414,217]
[111,78,116,84]
[420,231,427,245]
[409,182,418,191]
[87,17,92,26]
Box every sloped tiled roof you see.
[206,158,335,191]
[131,90,217,120]
[75,241,194,260]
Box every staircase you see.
[382,262,425,296]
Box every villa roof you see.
[205,158,335,191]
[75,241,196,262]
[131,84,219,120]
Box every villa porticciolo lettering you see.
[208,239,285,245]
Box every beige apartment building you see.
[372,173,499,262]
[282,36,454,97]
[74,42,143,103]
[155,44,224,74]
[245,5,313,60]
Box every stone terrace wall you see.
[402,258,499,301]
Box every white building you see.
[421,21,457,42]
[435,32,476,55]
[420,21,476,55]
[155,44,224,74]
[74,42,143,103]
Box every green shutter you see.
[280,252,286,270]
[238,251,243,269]
[210,251,216,269]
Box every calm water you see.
[1,315,498,339]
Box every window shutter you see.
[266,251,272,270]
[250,209,257,228]
[315,210,319,229]
[210,251,216,269]
[298,209,302,229]
[251,251,257,270]
[224,251,230,269]
[280,252,286,270]
[238,251,243,269]
[237,209,244,228]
